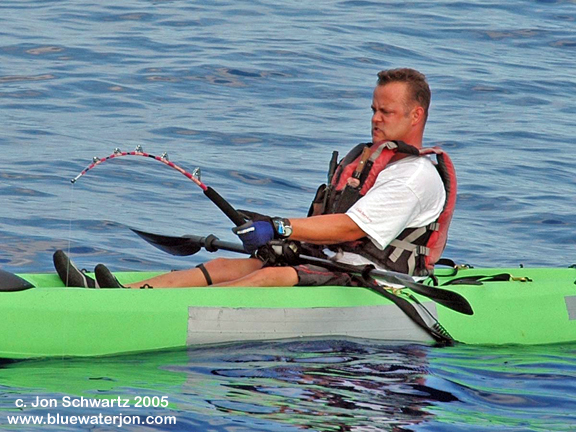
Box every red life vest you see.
[318,141,457,276]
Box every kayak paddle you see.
[130,228,473,315]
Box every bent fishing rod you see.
[71,146,245,226]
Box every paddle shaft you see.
[184,233,246,254]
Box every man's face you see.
[371,82,416,145]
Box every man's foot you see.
[94,264,125,289]
[53,250,98,288]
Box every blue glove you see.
[233,220,275,253]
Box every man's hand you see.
[234,210,293,252]
[233,220,275,253]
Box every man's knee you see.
[248,266,298,287]
[202,257,263,285]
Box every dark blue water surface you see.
[1,0,575,430]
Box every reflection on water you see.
[202,341,446,431]
[0,341,448,431]
[1,340,575,431]
[0,340,574,431]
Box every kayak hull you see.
[2,267,575,358]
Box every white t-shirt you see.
[333,155,446,267]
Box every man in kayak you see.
[54,68,452,289]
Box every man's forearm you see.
[289,214,366,244]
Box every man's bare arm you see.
[290,214,366,244]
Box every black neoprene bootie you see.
[94,264,125,289]
[53,250,98,288]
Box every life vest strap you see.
[388,227,431,275]
[388,241,430,262]
[368,141,397,162]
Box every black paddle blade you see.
[0,269,34,292]
[130,228,248,256]
[383,274,473,315]
[131,228,202,256]
[411,286,473,315]
[298,255,473,315]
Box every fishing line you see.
[65,181,76,287]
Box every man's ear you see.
[411,106,425,126]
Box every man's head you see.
[371,68,430,147]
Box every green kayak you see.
[0,266,574,359]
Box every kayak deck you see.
[433,267,576,346]
[0,267,574,358]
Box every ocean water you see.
[0,0,575,430]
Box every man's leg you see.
[214,266,299,287]
[126,257,264,288]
